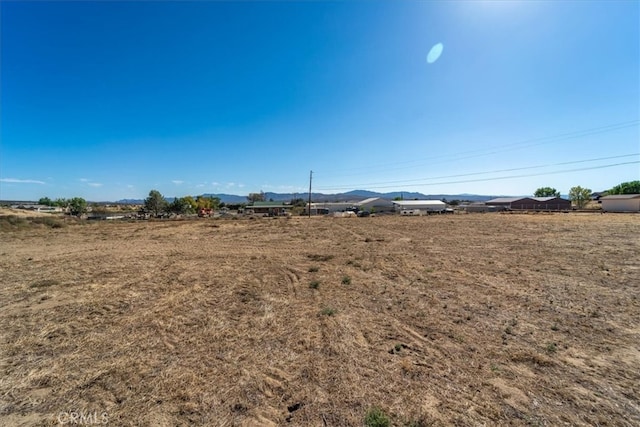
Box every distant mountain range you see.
[116,190,501,205]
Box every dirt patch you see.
[1,214,638,425]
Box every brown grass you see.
[1,214,639,426]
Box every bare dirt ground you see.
[1,213,638,426]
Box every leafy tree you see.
[290,198,307,207]
[68,197,87,216]
[169,197,195,215]
[569,186,591,209]
[182,195,197,211]
[144,190,168,217]
[534,187,560,197]
[608,180,640,195]
[54,198,68,208]
[247,191,265,203]
[196,195,220,210]
[38,197,53,206]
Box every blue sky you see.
[1,0,638,201]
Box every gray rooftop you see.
[601,194,640,200]
[485,197,526,204]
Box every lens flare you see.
[427,43,444,64]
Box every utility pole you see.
[308,170,313,218]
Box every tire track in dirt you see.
[331,220,369,242]
[284,267,301,298]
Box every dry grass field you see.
[1,212,639,426]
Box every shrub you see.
[309,280,320,289]
[320,307,336,316]
[341,275,351,285]
[365,407,390,427]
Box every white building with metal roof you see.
[601,194,640,212]
[356,197,395,213]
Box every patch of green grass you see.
[341,275,351,285]
[309,280,320,289]
[546,342,557,354]
[320,307,336,316]
[365,407,390,427]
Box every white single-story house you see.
[600,194,640,212]
[392,200,446,213]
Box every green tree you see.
[182,195,197,211]
[569,186,591,209]
[608,180,640,195]
[54,198,68,208]
[534,187,560,197]
[38,197,53,206]
[290,198,306,207]
[247,191,266,203]
[196,195,220,210]
[144,190,168,217]
[169,197,194,215]
[68,197,87,216]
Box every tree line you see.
[533,180,640,209]
[35,180,639,217]
[143,190,222,217]
[37,197,88,216]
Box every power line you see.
[315,153,639,191]
[315,120,639,179]
[316,160,640,192]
